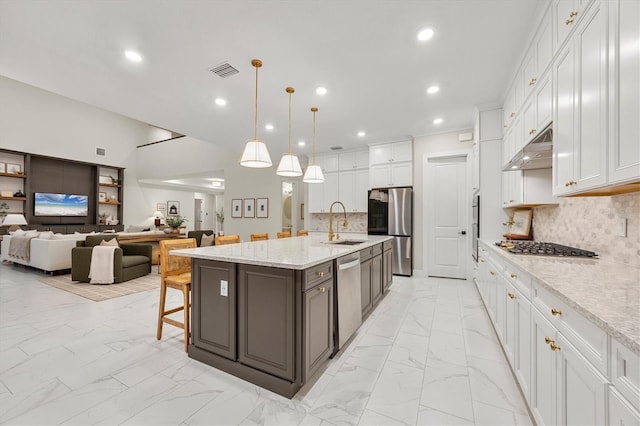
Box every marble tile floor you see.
[0,264,533,425]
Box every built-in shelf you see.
[0,197,26,201]
[0,172,26,179]
[98,183,121,188]
[99,201,121,205]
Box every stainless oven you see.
[472,194,479,262]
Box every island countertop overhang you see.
[172,234,393,270]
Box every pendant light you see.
[240,59,272,168]
[276,87,303,176]
[303,107,325,183]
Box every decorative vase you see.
[170,227,180,234]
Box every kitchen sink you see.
[323,240,367,246]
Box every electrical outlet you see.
[617,218,627,237]
[220,280,228,297]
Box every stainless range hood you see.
[503,124,553,171]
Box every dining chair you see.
[250,232,269,241]
[296,230,309,236]
[215,235,241,245]
[277,231,291,239]
[157,238,197,352]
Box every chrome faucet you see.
[328,201,348,241]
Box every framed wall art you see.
[167,201,180,216]
[99,192,107,202]
[156,203,166,212]
[6,164,21,174]
[256,198,269,218]
[243,198,255,218]
[231,199,242,218]
[0,162,5,173]
[99,175,112,185]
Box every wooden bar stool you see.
[296,230,309,236]
[250,233,269,241]
[157,238,197,352]
[215,235,241,245]
[277,231,291,238]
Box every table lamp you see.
[2,214,27,232]
[153,211,164,227]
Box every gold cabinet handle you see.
[565,180,577,187]
[490,271,496,276]
[317,271,324,277]
[566,18,574,25]
[480,259,485,263]
[510,112,515,118]
[510,273,517,279]
[551,308,562,316]
[318,287,326,293]
[545,336,555,345]
[569,11,578,18]
[504,124,508,128]
[509,199,515,203]
[528,129,536,135]
[550,342,561,351]
[508,292,516,299]
[529,78,537,86]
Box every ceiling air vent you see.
[210,62,239,78]
[330,146,343,151]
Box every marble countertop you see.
[480,240,640,355]
[172,233,393,270]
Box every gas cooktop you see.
[496,241,598,258]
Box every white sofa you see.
[1,233,86,273]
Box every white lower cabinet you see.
[474,242,640,426]
[609,387,640,425]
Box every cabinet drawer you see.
[383,240,393,251]
[359,247,373,261]
[612,339,640,412]
[502,261,532,300]
[303,261,333,291]
[533,281,608,375]
[372,243,382,256]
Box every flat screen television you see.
[34,193,89,217]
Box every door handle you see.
[458,230,466,235]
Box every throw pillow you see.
[201,234,215,247]
[10,229,25,235]
[38,231,54,239]
[100,238,119,247]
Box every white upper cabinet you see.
[553,1,608,196]
[338,149,369,170]
[608,0,640,184]
[554,0,593,52]
[308,172,339,213]
[536,7,554,76]
[535,73,553,131]
[338,169,369,212]
[316,153,339,173]
[369,140,412,165]
[522,49,538,100]
[369,141,412,188]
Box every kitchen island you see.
[173,234,393,398]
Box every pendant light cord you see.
[254,63,259,141]
[288,89,293,154]
[312,107,317,163]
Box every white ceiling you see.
[0,0,540,172]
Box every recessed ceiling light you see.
[214,98,227,106]
[417,28,434,41]
[433,118,443,124]
[523,156,531,160]
[315,87,327,95]
[426,85,440,94]
[124,50,143,63]
[357,131,366,137]
[265,124,274,130]
[511,165,519,169]
[298,140,306,146]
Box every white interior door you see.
[425,155,468,279]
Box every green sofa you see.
[71,234,152,283]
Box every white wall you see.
[413,130,474,271]
[0,75,209,228]
[224,163,302,241]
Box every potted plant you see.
[98,212,109,225]
[0,202,9,220]
[165,215,187,233]
[216,208,224,236]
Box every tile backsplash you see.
[310,213,368,233]
[533,192,640,266]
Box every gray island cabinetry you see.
[178,234,392,398]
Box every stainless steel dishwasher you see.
[335,252,362,350]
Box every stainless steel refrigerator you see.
[367,187,413,276]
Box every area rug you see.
[37,273,160,302]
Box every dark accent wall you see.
[28,156,96,225]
